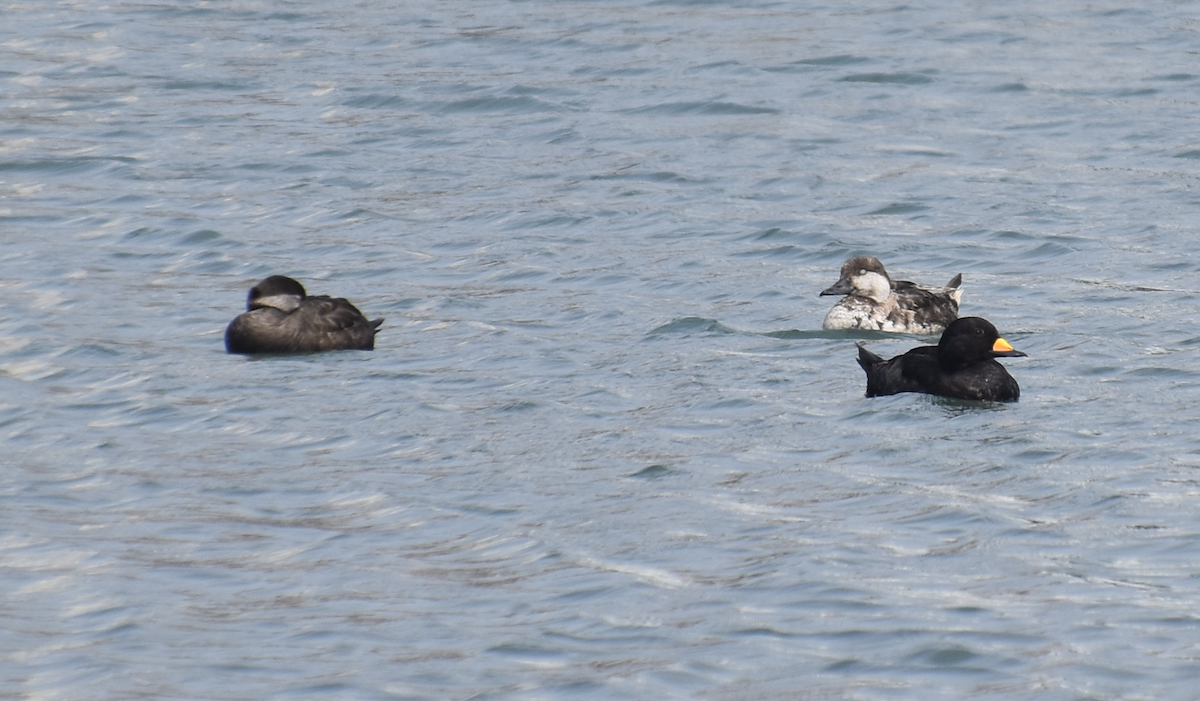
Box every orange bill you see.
[992,337,1027,357]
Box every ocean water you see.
[4,1,1200,699]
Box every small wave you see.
[628,464,675,479]
[647,317,736,337]
[621,101,781,116]
[343,94,408,109]
[180,229,222,244]
[1019,241,1076,259]
[437,95,562,114]
[590,170,697,183]
[795,54,871,67]
[867,202,930,215]
[0,155,136,175]
[159,79,252,92]
[840,72,934,85]
[764,54,872,73]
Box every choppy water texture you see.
[4,1,1200,699]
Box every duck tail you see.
[856,342,884,374]
[945,274,964,305]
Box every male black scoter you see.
[225,275,383,354]
[821,256,962,334]
[855,316,1025,401]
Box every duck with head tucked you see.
[821,256,962,335]
[225,275,383,354]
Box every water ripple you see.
[5,1,1200,700]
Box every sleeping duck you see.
[225,275,383,354]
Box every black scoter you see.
[855,316,1025,401]
[225,275,383,354]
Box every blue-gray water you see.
[4,1,1200,699]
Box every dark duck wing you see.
[857,343,939,397]
[891,273,962,331]
[290,295,383,351]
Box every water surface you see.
[4,1,1200,699]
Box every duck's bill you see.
[992,337,1027,357]
[820,278,853,296]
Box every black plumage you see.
[855,317,1025,401]
[225,275,383,354]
